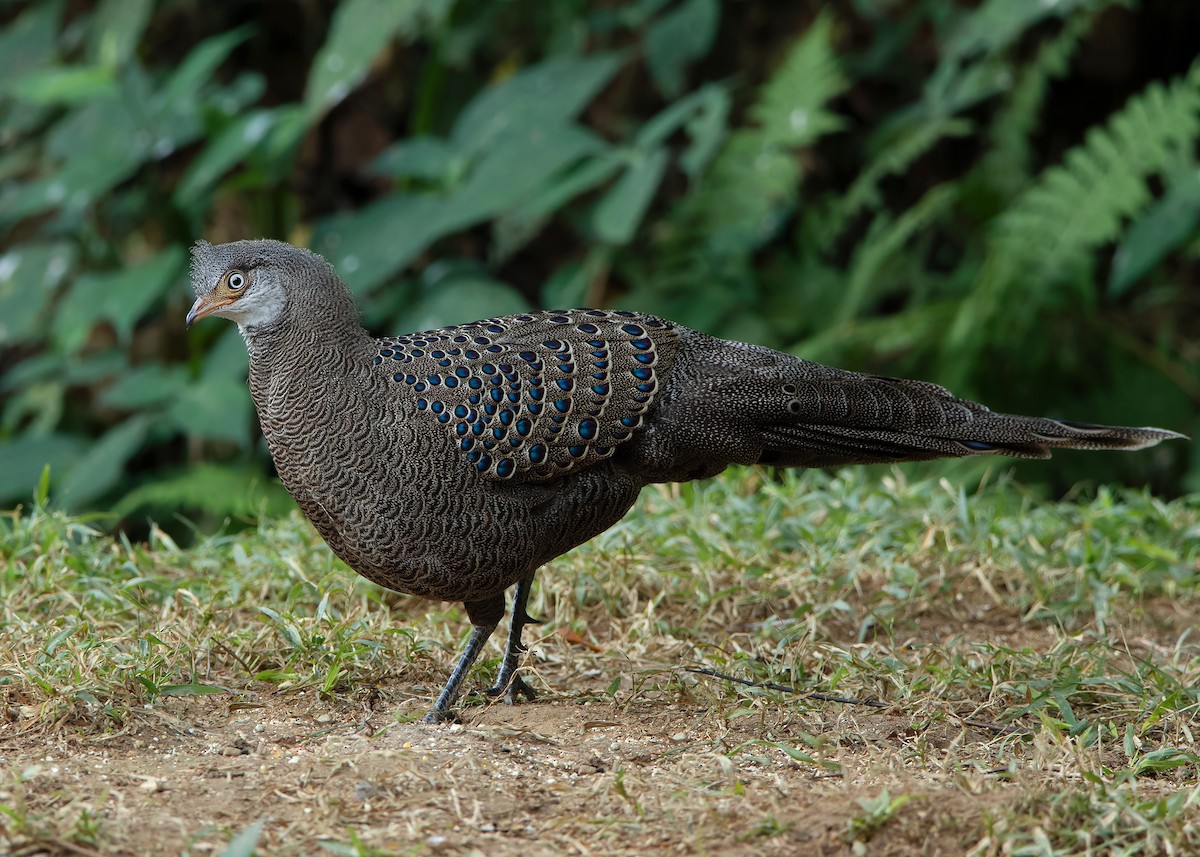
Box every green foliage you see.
[946,60,1200,382]
[0,0,1195,522]
[626,11,848,334]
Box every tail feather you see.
[756,374,1185,468]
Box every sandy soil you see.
[0,664,1129,857]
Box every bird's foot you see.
[421,707,462,725]
[481,672,537,705]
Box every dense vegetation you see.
[0,0,1196,526]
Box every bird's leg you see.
[485,574,540,705]
[424,595,505,723]
[423,622,496,723]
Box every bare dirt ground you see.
[3,479,1197,855]
[2,687,994,856]
[3,638,1190,857]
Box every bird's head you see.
[186,238,358,341]
[186,239,295,332]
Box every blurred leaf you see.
[157,25,255,112]
[199,328,255,383]
[114,464,293,521]
[217,820,264,857]
[99,364,191,411]
[494,153,625,260]
[371,136,461,182]
[53,248,187,352]
[254,104,310,171]
[175,109,280,206]
[306,0,432,117]
[696,133,800,250]
[949,62,1200,373]
[317,122,604,293]
[645,0,719,97]
[637,82,727,150]
[88,0,154,69]
[0,0,61,82]
[58,415,152,510]
[0,146,38,183]
[654,9,850,306]
[314,194,447,293]
[160,683,227,696]
[4,66,118,105]
[165,379,254,447]
[919,54,1012,120]
[403,274,528,330]
[0,242,78,347]
[61,350,129,387]
[0,434,84,505]
[680,84,730,177]
[2,379,65,436]
[835,184,959,325]
[541,247,611,308]
[442,125,606,229]
[1110,169,1200,296]
[946,0,1094,60]
[451,54,624,157]
[826,117,972,246]
[592,147,669,245]
[2,97,149,222]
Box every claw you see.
[489,673,537,705]
[422,707,462,725]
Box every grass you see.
[0,465,1198,855]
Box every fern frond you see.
[679,10,845,249]
[980,14,1090,198]
[995,63,1200,286]
[639,12,847,328]
[943,0,1122,61]
[834,183,959,326]
[811,117,971,251]
[946,60,1200,376]
[750,11,846,149]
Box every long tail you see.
[756,373,1185,468]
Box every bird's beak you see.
[185,294,233,328]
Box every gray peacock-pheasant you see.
[186,239,1184,723]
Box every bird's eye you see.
[227,271,247,291]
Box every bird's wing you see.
[373,309,680,481]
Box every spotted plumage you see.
[186,239,1185,723]
[373,310,676,479]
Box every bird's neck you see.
[243,305,374,445]
[241,298,368,366]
